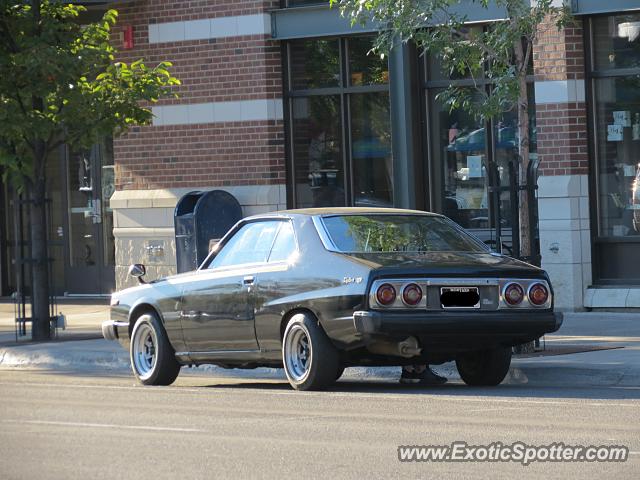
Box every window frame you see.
[585,14,640,285]
[284,35,391,209]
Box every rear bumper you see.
[353,309,563,338]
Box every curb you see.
[1,338,639,387]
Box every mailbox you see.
[174,190,242,273]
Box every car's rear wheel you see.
[282,313,340,391]
[456,346,512,386]
[130,312,180,386]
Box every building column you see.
[389,41,423,210]
[534,16,591,311]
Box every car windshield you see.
[320,214,487,253]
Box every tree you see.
[0,1,179,340]
[331,0,571,260]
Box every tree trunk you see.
[29,144,51,341]
[513,39,531,260]
[27,0,51,341]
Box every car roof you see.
[245,207,441,220]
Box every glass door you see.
[64,139,115,294]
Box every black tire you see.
[129,312,181,386]
[456,346,512,386]
[282,313,340,391]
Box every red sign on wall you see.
[123,25,134,50]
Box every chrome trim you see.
[425,278,500,286]
[101,321,129,341]
[367,277,552,311]
[175,350,261,356]
[312,215,339,252]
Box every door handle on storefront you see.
[91,198,102,224]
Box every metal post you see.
[527,157,541,267]
[508,157,521,259]
[389,39,421,210]
[487,160,502,253]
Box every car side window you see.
[208,221,279,269]
[268,222,297,263]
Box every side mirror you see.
[128,263,147,284]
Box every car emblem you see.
[343,276,363,285]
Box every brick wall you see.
[115,121,285,189]
[534,16,588,176]
[535,103,588,176]
[111,0,285,191]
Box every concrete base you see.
[538,175,592,311]
[584,287,640,308]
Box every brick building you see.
[2,0,640,311]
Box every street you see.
[1,368,638,479]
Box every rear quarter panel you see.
[254,215,371,354]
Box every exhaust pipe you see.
[367,336,422,358]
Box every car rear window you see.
[320,214,487,253]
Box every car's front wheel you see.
[456,346,512,386]
[130,312,181,386]
[282,313,340,391]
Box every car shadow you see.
[199,377,640,401]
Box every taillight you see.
[376,283,396,306]
[529,283,549,306]
[402,283,423,306]
[504,283,524,306]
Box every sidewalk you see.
[0,306,639,388]
[0,300,109,344]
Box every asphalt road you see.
[0,369,639,479]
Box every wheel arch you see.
[279,307,325,342]
[128,301,164,338]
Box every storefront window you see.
[593,76,640,238]
[292,96,344,207]
[350,92,392,206]
[592,14,640,239]
[593,14,640,70]
[348,37,389,86]
[589,14,640,284]
[289,39,340,90]
[430,90,489,228]
[287,36,391,208]
[427,84,536,237]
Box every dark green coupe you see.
[103,208,562,390]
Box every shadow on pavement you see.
[197,377,640,401]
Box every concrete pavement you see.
[0,369,638,479]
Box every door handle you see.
[243,276,255,285]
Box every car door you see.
[179,220,280,353]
